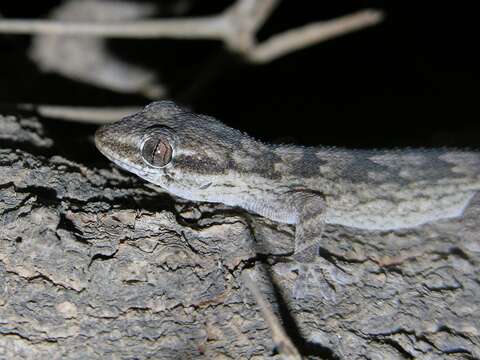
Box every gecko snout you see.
[94,125,113,149]
[94,123,142,166]
[94,124,116,155]
[94,124,104,141]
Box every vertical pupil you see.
[154,142,168,165]
[142,137,172,167]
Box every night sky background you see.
[0,1,478,166]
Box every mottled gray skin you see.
[95,101,480,260]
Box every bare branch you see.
[223,0,279,51]
[241,271,302,360]
[19,104,140,124]
[0,17,227,39]
[0,1,384,63]
[249,9,384,63]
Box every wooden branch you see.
[19,104,141,124]
[249,9,384,63]
[0,17,226,39]
[0,0,384,63]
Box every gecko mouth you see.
[96,144,150,179]
[94,128,140,173]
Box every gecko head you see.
[95,101,251,199]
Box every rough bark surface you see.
[0,113,479,360]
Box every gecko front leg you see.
[289,191,327,263]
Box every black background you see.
[1,0,478,165]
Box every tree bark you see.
[1,113,479,359]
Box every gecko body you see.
[95,101,480,260]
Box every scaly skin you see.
[95,101,480,260]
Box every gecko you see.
[95,100,480,262]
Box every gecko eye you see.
[141,136,173,168]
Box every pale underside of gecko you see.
[95,101,480,261]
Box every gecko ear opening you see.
[141,136,173,168]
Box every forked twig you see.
[0,0,383,64]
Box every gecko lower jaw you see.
[113,158,152,179]
[97,148,150,179]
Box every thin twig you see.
[249,9,384,63]
[0,17,227,39]
[0,0,384,64]
[19,104,140,124]
[241,271,302,360]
